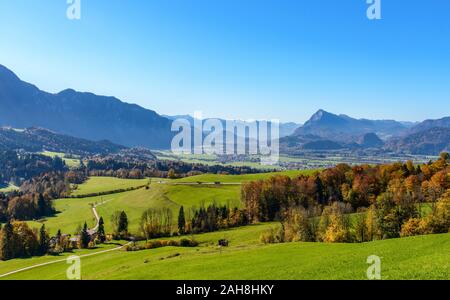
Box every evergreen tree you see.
[118,211,128,237]
[97,217,106,243]
[56,229,62,246]
[178,206,186,234]
[315,176,325,204]
[37,193,46,216]
[0,221,14,260]
[80,222,90,248]
[38,224,49,255]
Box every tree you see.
[111,211,129,238]
[0,221,14,260]
[118,211,129,237]
[55,229,62,246]
[168,168,176,179]
[178,206,186,235]
[323,211,351,243]
[366,205,379,241]
[111,211,121,237]
[80,222,90,249]
[38,224,50,255]
[36,193,47,216]
[354,211,369,243]
[97,217,106,243]
[283,206,312,242]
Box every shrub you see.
[260,226,284,244]
[125,238,199,251]
[400,218,428,237]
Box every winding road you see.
[0,200,127,279]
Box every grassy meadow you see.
[1,223,448,280]
[27,171,313,235]
[40,151,81,168]
[71,176,150,196]
[3,171,447,280]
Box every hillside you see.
[0,127,126,155]
[0,65,173,149]
[1,225,448,280]
[384,127,450,155]
[409,116,450,134]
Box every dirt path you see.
[0,242,130,279]
[0,199,121,279]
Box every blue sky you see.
[0,0,449,123]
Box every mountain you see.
[163,115,301,138]
[384,127,450,155]
[292,109,410,141]
[408,117,450,134]
[0,127,126,155]
[0,65,173,149]
[358,133,384,148]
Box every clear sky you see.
[0,0,449,123]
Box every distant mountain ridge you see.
[0,127,126,155]
[163,115,301,138]
[282,109,450,155]
[293,109,411,141]
[1,64,449,156]
[384,127,450,155]
[0,64,173,149]
[408,117,450,134]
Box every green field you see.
[28,171,313,235]
[9,171,314,236]
[7,172,448,280]
[173,170,316,183]
[1,222,448,280]
[71,176,150,196]
[40,151,81,168]
[154,151,281,170]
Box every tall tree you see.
[118,211,128,237]
[178,206,186,234]
[97,217,106,243]
[36,193,47,216]
[80,222,90,249]
[0,221,14,260]
[38,224,49,255]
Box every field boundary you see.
[68,184,148,199]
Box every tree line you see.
[0,171,87,222]
[247,153,449,244]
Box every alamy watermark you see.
[67,0,81,20]
[367,255,381,280]
[66,255,81,280]
[171,112,280,165]
[367,0,382,20]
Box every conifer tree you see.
[97,217,106,243]
[38,224,49,255]
[178,206,186,234]
[0,221,14,260]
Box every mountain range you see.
[282,110,450,155]
[0,65,173,149]
[0,127,125,155]
[0,64,449,156]
[163,114,301,138]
